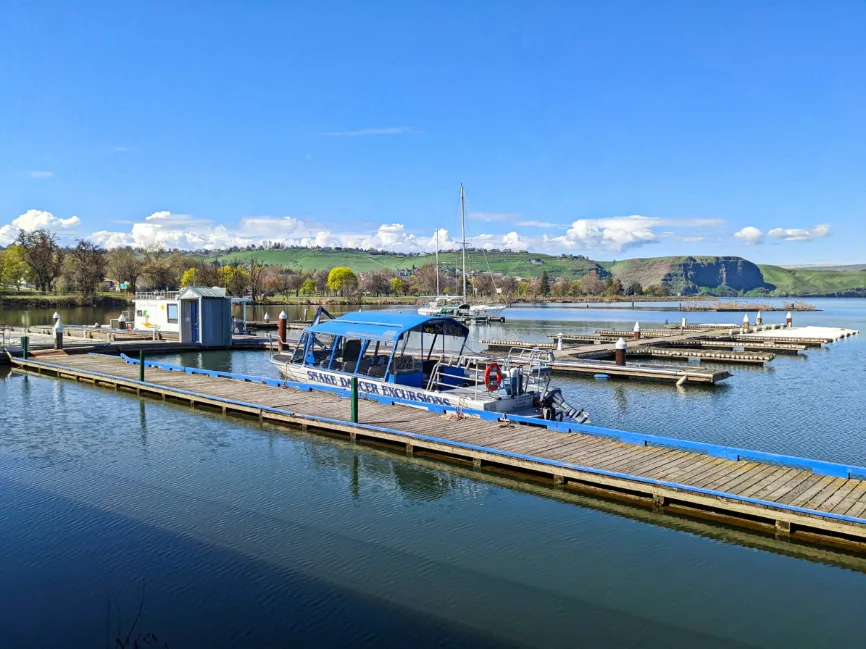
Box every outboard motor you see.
[541,388,590,424]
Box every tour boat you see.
[270,309,588,423]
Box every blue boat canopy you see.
[304,311,469,343]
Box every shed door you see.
[190,300,200,343]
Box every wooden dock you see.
[10,352,866,552]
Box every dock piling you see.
[786,311,793,328]
[615,338,627,366]
[139,350,145,382]
[21,335,28,359]
[278,311,288,351]
[633,321,641,340]
[350,376,359,423]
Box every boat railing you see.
[426,353,490,399]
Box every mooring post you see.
[139,349,145,382]
[633,321,641,340]
[277,311,287,352]
[21,335,28,359]
[786,311,793,328]
[350,376,359,423]
[53,312,63,350]
[742,313,749,333]
[755,310,763,326]
[557,333,563,351]
[615,337,627,366]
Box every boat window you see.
[166,303,178,324]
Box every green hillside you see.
[206,248,603,279]
[200,247,866,296]
[758,265,866,295]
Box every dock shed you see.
[177,286,233,346]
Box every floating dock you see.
[10,352,866,552]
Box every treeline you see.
[0,228,673,301]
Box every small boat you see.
[270,308,588,423]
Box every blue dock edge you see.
[115,353,866,482]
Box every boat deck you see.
[11,352,866,551]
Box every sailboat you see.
[417,185,507,319]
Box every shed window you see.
[167,303,178,324]
[136,310,143,317]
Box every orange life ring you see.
[484,362,503,391]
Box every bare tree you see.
[579,271,606,296]
[473,274,496,297]
[248,257,266,302]
[68,239,107,297]
[314,269,330,295]
[106,247,145,293]
[500,275,517,300]
[15,228,65,293]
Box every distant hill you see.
[758,265,866,296]
[782,263,866,272]
[204,248,606,279]
[204,248,866,296]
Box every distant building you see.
[529,258,544,265]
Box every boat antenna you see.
[460,184,467,301]
[435,228,440,295]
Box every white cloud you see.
[321,126,419,136]
[27,171,53,179]
[549,216,659,252]
[734,226,765,245]
[515,220,562,228]
[734,224,830,245]
[502,231,527,250]
[0,209,81,245]
[768,224,830,241]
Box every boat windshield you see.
[290,316,469,388]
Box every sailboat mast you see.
[435,229,440,295]
[460,184,467,301]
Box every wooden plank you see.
[672,457,733,487]
[761,472,815,504]
[817,480,861,513]
[785,475,838,508]
[798,477,848,510]
[725,465,784,497]
[701,463,765,492]
[740,468,799,500]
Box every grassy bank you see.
[0,292,133,309]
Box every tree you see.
[248,257,266,303]
[300,278,316,295]
[327,266,358,296]
[275,268,296,300]
[473,274,496,297]
[500,275,517,300]
[603,278,623,297]
[551,276,570,297]
[15,228,65,293]
[180,267,199,287]
[288,272,308,297]
[219,265,250,296]
[625,281,643,296]
[539,271,550,297]
[1,245,31,291]
[390,277,408,296]
[359,270,392,296]
[142,245,175,290]
[261,270,281,297]
[106,247,144,293]
[412,264,444,295]
[67,239,106,297]
[579,271,606,296]
[314,269,330,295]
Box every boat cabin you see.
[287,312,470,389]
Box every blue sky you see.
[1,1,863,263]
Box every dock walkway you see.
[10,352,866,550]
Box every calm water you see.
[2,299,866,647]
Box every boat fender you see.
[484,362,503,392]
